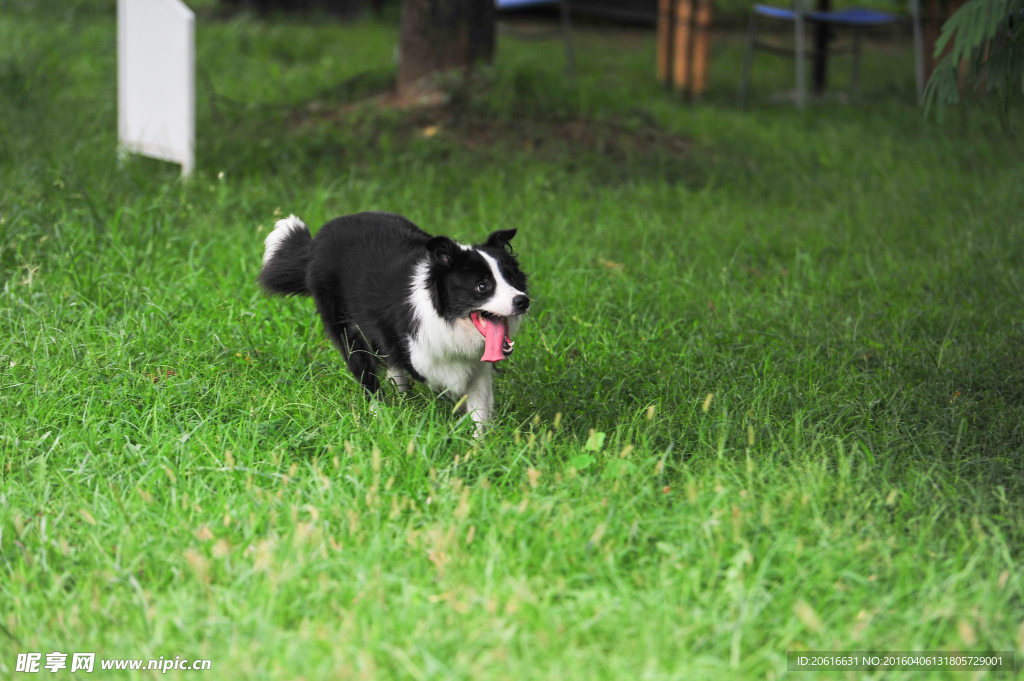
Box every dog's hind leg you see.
[311,289,380,398]
[387,366,412,394]
[343,333,380,397]
[311,281,348,352]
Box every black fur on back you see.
[302,212,429,393]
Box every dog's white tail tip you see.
[262,214,307,266]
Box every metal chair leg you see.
[909,0,924,101]
[737,13,758,107]
[794,2,806,108]
[559,0,576,84]
[850,28,862,101]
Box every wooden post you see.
[672,0,693,92]
[923,0,940,78]
[690,0,712,97]
[657,0,713,98]
[923,0,967,81]
[656,0,673,84]
[910,0,924,99]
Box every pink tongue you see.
[481,316,508,362]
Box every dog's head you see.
[425,229,529,361]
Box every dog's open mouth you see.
[470,311,514,362]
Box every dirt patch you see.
[292,90,692,163]
[449,116,691,160]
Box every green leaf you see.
[604,459,636,479]
[569,454,595,470]
[923,0,1024,121]
[584,430,606,452]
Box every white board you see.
[118,0,195,177]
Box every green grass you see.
[2,1,1024,679]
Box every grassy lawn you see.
[2,1,1024,679]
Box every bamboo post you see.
[658,0,713,98]
[672,0,693,92]
[657,0,673,84]
[691,0,712,97]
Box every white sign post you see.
[118,0,196,177]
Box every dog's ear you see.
[485,229,517,250]
[426,236,455,267]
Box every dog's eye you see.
[476,282,489,293]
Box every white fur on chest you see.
[407,261,489,398]
[410,316,490,397]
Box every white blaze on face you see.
[476,250,525,317]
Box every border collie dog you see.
[258,211,529,432]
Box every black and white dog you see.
[258,211,529,432]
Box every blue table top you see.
[753,4,905,25]
[497,0,559,8]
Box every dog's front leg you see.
[464,366,494,437]
[387,365,412,393]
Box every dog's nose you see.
[513,294,530,313]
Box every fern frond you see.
[923,0,1024,122]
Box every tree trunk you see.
[397,0,495,98]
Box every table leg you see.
[812,0,830,94]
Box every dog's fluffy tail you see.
[259,215,312,296]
